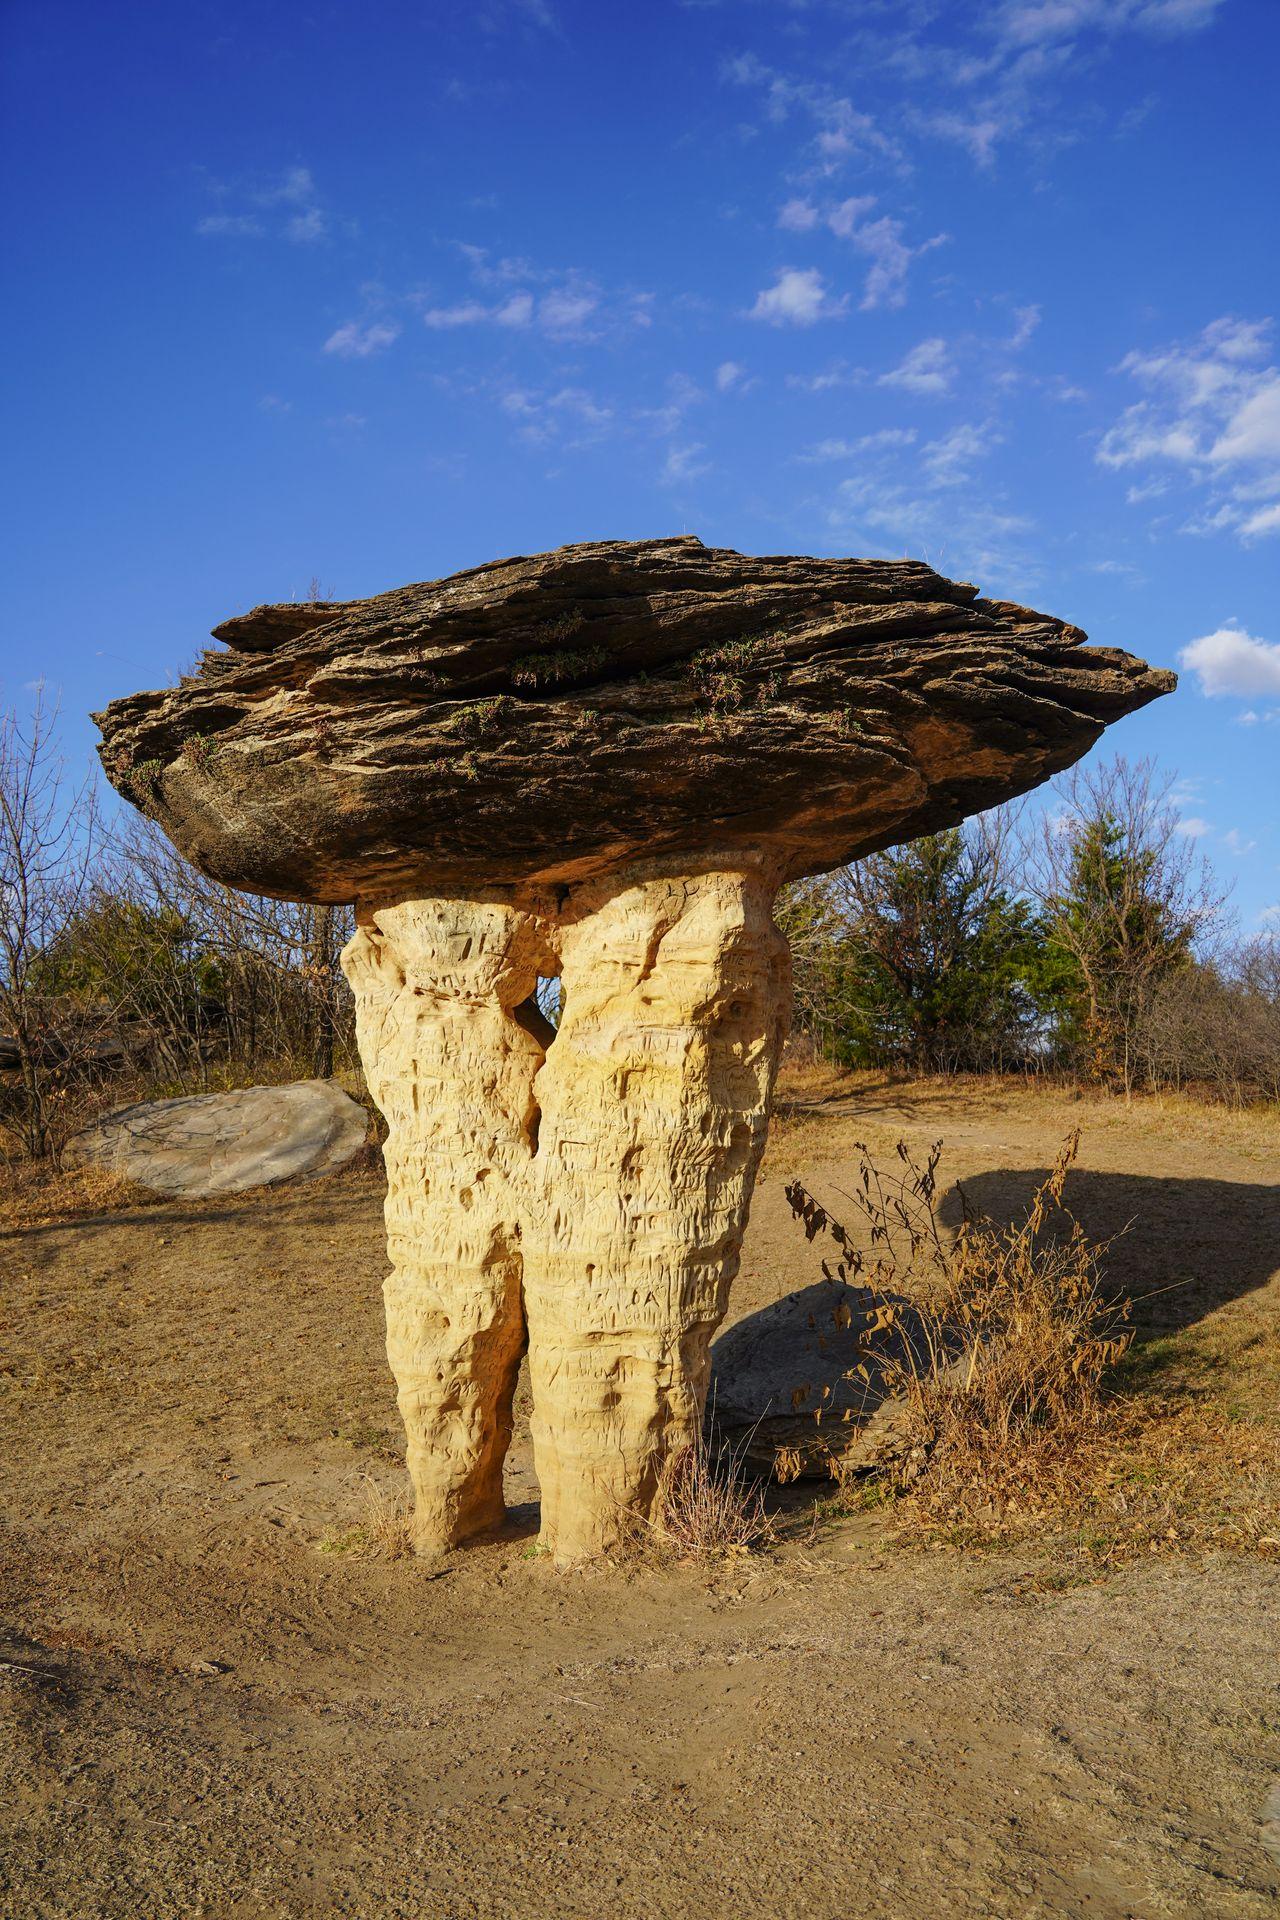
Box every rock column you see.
[342,897,552,1550]
[344,864,790,1562]
[524,867,790,1559]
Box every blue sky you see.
[3,0,1278,925]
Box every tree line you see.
[2,694,1277,1160]
[779,754,1277,1102]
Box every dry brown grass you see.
[784,1123,1280,1565]
[318,1477,416,1560]
[0,1154,161,1230]
[359,1476,416,1559]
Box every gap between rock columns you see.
[343,860,792,1564]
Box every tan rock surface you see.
[344,861,788,1559]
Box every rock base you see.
[343,862,790,1562]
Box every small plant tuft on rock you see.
[509,644,607,690]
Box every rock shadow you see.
[937,1168,1280,1338]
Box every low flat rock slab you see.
[64,1079,368,1197]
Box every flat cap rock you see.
[93,536,1174,904]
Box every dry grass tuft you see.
[626,1426,772,1565]
[787,1130,1135,1521]
[359,1476,416,1559]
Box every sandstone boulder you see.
[89,538,1173,1562]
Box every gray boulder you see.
[64,1078,368,1197]
[709,1280,942,1481]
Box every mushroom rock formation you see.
[93,536,1174,1561]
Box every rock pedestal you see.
[343,862,789,1560]
[91,536,1175,1562]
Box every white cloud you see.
[797,428,918,462]
[323,319,400,358]
[1175,815,1213,839]
[1240,501,1280,540]
[778,198,820,232]
[994,0,1223,49]
[1209,379,1280,465]
[419,278,599,338]
[829,473,1033,583]
[661,443,710,485]
[1221,827,1257,857]
[1179,624,1280,699]
[494,292,534,328]
[749,267,846,327]
[538,285,600,336]
[1098,316,1280,542]
[878,338,954,396]
[1010,304,1041,349]
[715,361,746,392]
[422,301,493,329]
[824,196,948,311]
[256,166,317,208]
[923,112,1003,167]
[785,360,866,393]
[198,165,330,245]
[922,421,999,486]
[723,55,902,174]
[286,207,327,244]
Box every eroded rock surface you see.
[344,864,789,1559]
[92,536,1173,905]
[90,538,1174,1561]
[64,1080,368,1197]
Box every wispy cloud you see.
[1098,316,1280,542]
[775,195,948,310]
[878,338,954,396]
[722,53,903,176]
[748,267,846,326]
[417,247,645,341]
[421,292,536,330]
[197,165,331,244]
[660,442,710,486]
[797,428,918,463]
[785,359,866,394]
[196,213,264,239]
[323,319,401,358]
[992,0,1224,52]
[921,421,1000,486]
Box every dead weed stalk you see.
[786,1130,1134,1519]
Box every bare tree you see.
[97,813,355,1088]
[0,694,99,1155]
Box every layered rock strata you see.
[92,538,1175,1561]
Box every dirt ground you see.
[3,1074,1278,1919]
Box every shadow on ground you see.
[938,1169,1280,1337]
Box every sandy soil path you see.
[3,1079,1278,1918]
